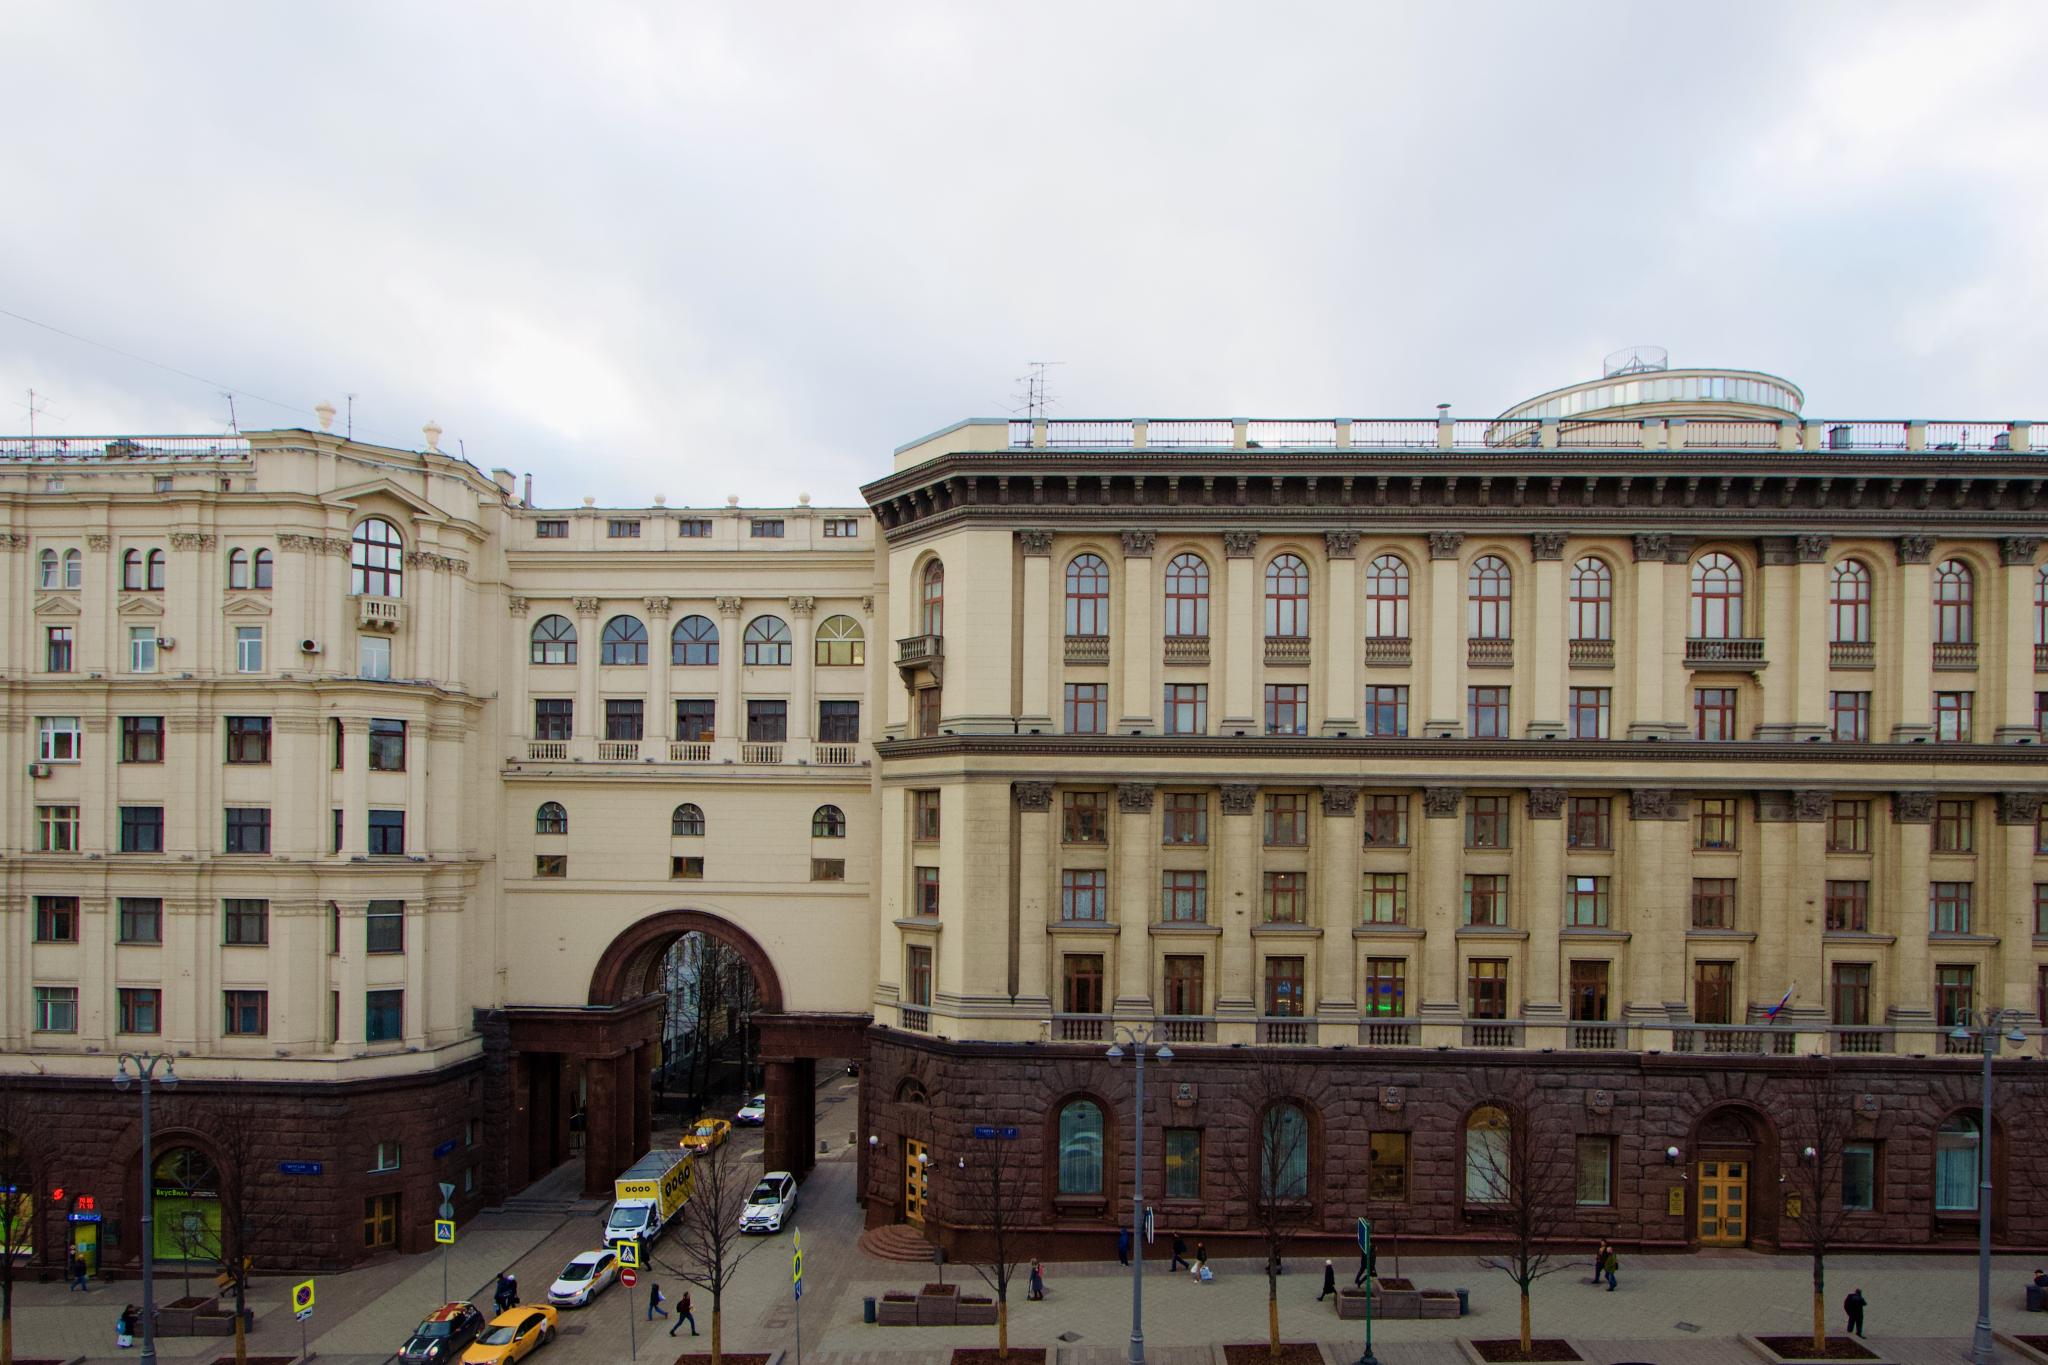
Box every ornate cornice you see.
[573,596,603,617]
[279,532,349,557]
[86,534,111,551]
[716,595,745,616]
[168,532,217,551]
[0,532,26,549]
[1526,787,1566,819]
[1896,535,1933,566]
[405,549,470,576]
[2001,536,2041,567]
[1320,785,1359,816]
[1120,530,1156,558]
[1890,790,1935,824]
[1219,784,1258,814]
[1795,534,1832,564]
[1628,789,1683,821]
[1632,533,1669,563]
[642,596,673,619]
[1421,787,1462,818]
[1016,529,1055,556]
[1116,783,1155,813]
[786,595,815,618]
[506,595,530,617]
[1996,791,2042,826]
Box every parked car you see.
[546,1249,620,1308]
[845,1060,861,1076]
[735,1094,767,1125]
[680,1116,732,1152]
[739,1171,798,1234]
[400,1302,488,1363]
[460,1305,557,1364]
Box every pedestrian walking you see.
[1603,1244,1619,1292]
[1844,1288,1866,1336]
[69,1252,89,1292]
[494,1271,517,1313]
[1028,1258,1046,1300]
[1318,1259,1337,1301]
[647,1282,668,1320]
[1117,1225,1132,1266]
[1589,1241,1606,1286]
[1168,1235,1190,1273]
[669,1289,698,1337]
[116,1305,137,1349]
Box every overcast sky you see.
[3,2,2044,508]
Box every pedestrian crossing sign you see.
[291,1279,315,1315]
[434,1219,456,1245]
[617,1240,640,1268]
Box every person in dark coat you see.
[1168,1235,1189,1273]
[1844,1288,1867,1335]
[669,1289,697,1336]
[1028,1259,1046,1300]
[1318,1259,1337,1301]
[494,1271,517,1313]
[69,1253,90,1292]
[646,1282,668,1320]
[1116,1226,1132,1266]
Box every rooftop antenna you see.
[221,392,240,434]
[1010,361,1063,420]
[24,387,49,440]
[345,393,356,440]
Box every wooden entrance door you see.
[1696,1159,1749,1246]
[904,1138,930,1224]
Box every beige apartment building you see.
[3,355,2045,1271]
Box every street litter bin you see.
[2028,1283,2046,1312]
[864,1294,877,1324]
[1456,1287,1469,1316]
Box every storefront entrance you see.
[152,1147,222,1262]
[1696,1159,1749,1246]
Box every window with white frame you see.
[129,626,158,673]
[235,626,264,673]
[37,716,81,762]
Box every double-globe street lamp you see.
[1106,1026,1172,1365]
[113,1052,178,1365]
[1947,1008,2028,1365]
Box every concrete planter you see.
[1417,1291,1459,1319]
[918,1288,959,1325]
[877,1295,918,1325]
[957,1296,998,1326]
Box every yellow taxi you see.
[680,1116,731,1152]
[459,1305,557,1364]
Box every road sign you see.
[792,1229,804,1287]
[621,1267,637,1288]
[291,1279,315,1315]
[617,1241,640,1268]
[434,1219,456,1245]
[1144,1207,1154,1245]
[1356,1217,1372,1254]
[971,1125,1020,1140]
[278,1162,323,1177]
[439,1181,456,1199]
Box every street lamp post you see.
[1106,1026,1172,1365]
[1948,1008,2027,1365]
[113,1052,178,1365]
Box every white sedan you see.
[546,1249,620,1308]
[735,1094,767,1125]
[739,1171,798,1234]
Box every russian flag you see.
[1764,983,1795,1021]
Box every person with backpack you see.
[669,1289,697,1337]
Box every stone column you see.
[1527,533,1568,737]
[1522,789,1567,1038]
[273,717,320,857]
[404,900,429,1046]
[1886,792,1934,1025]
[1317,786,1361,1026]
[335,900,368,1049]
[715,595,744,759]
[1890,539,1934,741]
[1013,783,1054,1014]
[644,597,673,744]
[505,597,531,741]
[1113,784,1155,1014]
[1018,533,1055,731]
[1423,534,1463,737]
[1994,793,2041,1011]
[573,597,602,745]
[1792,538,1832,738]
[1220,533,1259,733]
[1322,533,1360,735]
[786,596,815,754]
[1624,790,1686,1024]
[1995,539,2042,742]
[1216,784,1259,1023]
[1627,536,1683,738]
[761,1057,800,1186]
[1118,532,1157,733]
[338,718,369,855]
[1755,792,1830,1028]
[1417,787,1463,1038]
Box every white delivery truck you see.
[606,1149,695,1252]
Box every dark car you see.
[399,1301,488,1363]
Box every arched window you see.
[252,548,273,589]
[1065,554,1110,637]
[1830,559,1873,644]
[535,802,567,835]
[1935,1113,1980,1212]
[1264,554,1309,638]
[1933,559,1974,644]
[2036,564,2048,647]
[146,548,165,591]
[814,615,865,666]
[1056,1099,1105,1196]
[62,548,81,589]
[920,559,944,637]
[1467,555,1512,640]
[37,549,57,589]
[228,549,250,590]
[743,615,791,665]
[152,1146,221,1260]
[812,804,845,838]
[1261,1102,1310,1201]
[1689,553,1744,640]
[600,615,649,665]
[1365,555,1410,639]
[1164,553,1210,638]
[123,548,145,590]
[1464,1105,1511,1203]
[350,517,404,598]
[672,615,718,666]
[530,614,577,664]
[672,803,705,836]
[1569,557,1612,641]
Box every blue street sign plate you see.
[971,1125,1020,1140]
[433,1139,457,1159]
[278,1162,324,1177]
[66,1212,102,1223]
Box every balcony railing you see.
[596,740,640,761]
[1670,1026,1799,1056]
[1159,1017,1214,1044]
[527,741,568,761]
[741,743,783,764]
[1002,416,2035,452]
[1568,638,1614,668]
[1932,641,1978,671]
[1830,640,1875,670]
[357,596,405,632]
[1467,637,1513,668]
[1684,637,1765,668]
[669,741,714,762]
[1362,636,1411,667]
[1359,1019,1416,1047]
[1464,1021,1522,1049]
[1163,635,1210,665]
[896,634,942,667]
[900,1007,930,1034]
[1264,635,1310,666]
[813,743,859,765]
[1257,1018,1312,1046]
[1065,634,1110,665]
[1052,1014,1107,1042]
[1831,1028,1890,1055]
[1569,1024,1623,1051]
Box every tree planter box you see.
[156,1295,215,1336]
[193,1307,255,1336]
[1418,1291,1460,1319]
[877,1295,918,1325]
[957,1296,998,1326]
[918,1291,958,1325]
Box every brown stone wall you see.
[860,1030,2048,1260]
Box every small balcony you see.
[596,740,640,762]
[1463,1021,1522,1049]
[1467,637,1513,668]
[1568,1023,1623,1051]
[357,596,404,632]
[1830,640,1875,670]
[1567,638,1614,669]
[1932,641,1978,671]
[1684,637,1765,669]
[1052,1014,1107,1042]
[669,741,714,762]
[741,743,783,764]
[1257,1017,1313,1046]
[900,1007,931,1034]
[1065,634,1110,665]
[1163,635,1209,666]
[1362,636,1411,667]
[1359,1019,1416,1047]
[813,743,859,765]
[896,634,942,667]
[1264,635,1310,666]
[1158,1017,1214,1044]
[527,740,568,761]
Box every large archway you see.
[587,908,786,1012]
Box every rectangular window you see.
[128,626,158,673]
[1825,881,1870,932]
[34,896,78,942]
[235,626,264,673]
[118,897,162,944]
[1933,691,1973,742]
[1566,876,1610,928]
[1934,964,1975,1025]
[225,806,271,854]
[811,858,846,881]
[1463,874,1509,926]
[671,855,705,880]
[533,698,573,740]
[1693,687,1737,741]
[1162,683,1208,736]
[366,989,403,1043]
[1831,963,1872,1026]
[915,685,942,737]
[364,1193,400,1249]
[1264,793,1308,847]
[1465,795,1510,849]
[1164,1128,1202,1199]
[1830,691,1871,743]
[1163,956,1205,1015]
[1575,1136,1614,1206]
[606,518,641,538]
[1567,796,1611,849]
[746,700,788,742]
[1369,1131,1409,1200]
[333,808,344,853]
[910,790,941,842]
[1362,873,1408,926]
[1360,795,1408,848]
[1841,1141,1877,1212]
[604,699,644,741]
[119,805,164,853]
[817,699,860,742]
[1064,683,1108,735]
[1161,870,1208,923]
[1694,960,1735,1024]
[118,987,161,1035]
[906,945,934,1008]
[1930,881,1973,934]
[366,900,405,954]
[1827,800,1870,853]
[1263,684,1309,736]
[1695,797,1739,851]
[1263,956,1306,1016]
[1467,959,1508,1019]
[749,519,785,538]
[674,699,715,742]
[37,716,81,762]
[1691,877,1736,929]
[370,1141,403,1173]
[1162,792,1208,846]
[1062,954,1104,1015]
[1467,686,1510,738]
[913,866,940,917]
[1364,958,1407,1017]
[223,990,269,1036]
[121,715,164,763]
[1568,687,1610,739]
[534,519,569,538]
[823,517,859,537]
[37,805,80,852]
[368,718,408,770]
[2037,884,2048,937]
[676,518,713,538]
[1569,960,1609,1020]
[46,626,72,672]
[1934,799,1974,854]
[1363,685,1408,737]
[225,715,272,764]
[1060,869,1107,922]
[535,853,567,878]
[34,986,77,1033]
[223,898,269,945]
[1062,791,1108,844]
[1262,871,1306,924]
[359,635,392,680]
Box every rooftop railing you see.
[1002,417,2036,454]
[0,435,253,461]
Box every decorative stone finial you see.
[653,495,667,507]
[727,494,740,507]
[422,420,443,453]
[799,492,813,506]
[314,401,336,432]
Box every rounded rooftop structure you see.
[1499,349,1804,425]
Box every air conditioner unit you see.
[27,762,51,778]
[300,639,322,654]
[155,637,175,650]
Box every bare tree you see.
[650,1140,767,1363]
[169,1094,278,1365]
[0,1086,45,1365]
[1785,1060,1861,1352]
[955,1136,1031,1358]
[1468,1078,1579,1353]
[1227,1062,1316,1358]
